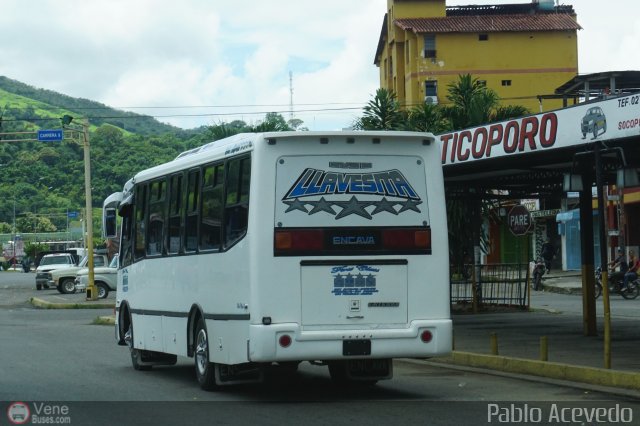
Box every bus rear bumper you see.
[248,319,452,362]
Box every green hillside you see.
[0,76,213,239]
[0,76,184,135]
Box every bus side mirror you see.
[103,208,117,238]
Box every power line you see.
[1,106,366,123]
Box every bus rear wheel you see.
[194,319,218,390]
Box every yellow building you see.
[374,0,581,112]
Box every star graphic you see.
[397,199,422,213]
[307,197,336,215]
[370,197,399,215]
[283,198,308,213]
[333,196,374,220]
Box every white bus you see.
[105,131,451,390]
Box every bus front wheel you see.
[194,319,218,391]
[126,314,151,371]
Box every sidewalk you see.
[439,270,640,393]
[538,269,583,294]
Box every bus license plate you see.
[343,340,371,356]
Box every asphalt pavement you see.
[6,268,640,393]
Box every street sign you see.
[67,211,79,219]
[37,129,63,142]
[507,204,532,236]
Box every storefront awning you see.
[556,209,580,222]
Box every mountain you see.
[0,76,212,237]
[0,76,191,136]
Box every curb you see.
[542,284,583,295]
[93,315,116,325]
[433,351,640,391]
[30,297,115,310]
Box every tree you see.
[252,112,291,132]
[441,74,529,129]
[353,88,405,130]
[287,118,308,131]
[16,212,57,233]
[492,105,530,123]
[207,122,242,141]
[406,103,449,134]
[440,74,530,272]
[24,242,49,259]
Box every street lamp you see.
[60,115,97,301]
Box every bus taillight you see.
[420,330,433,343]
[382,228,431,250]
[274,229,324,252]
[279,334,292,348]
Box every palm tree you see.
[353,88,405,130]
[440,74,530,278]
[492,104,530,123]
[442,74,530,128]
[407,102,450,134]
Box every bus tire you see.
[194,318,218,391]
[127,314,151,371]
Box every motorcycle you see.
[531,258,546,291]
[595,267,640,300]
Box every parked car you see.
[75,255,118,299]
[47,253,110,294]
[35,253,77,290]
[581,106,607,139]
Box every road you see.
[1,271,639,425]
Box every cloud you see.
[0,0,638,130]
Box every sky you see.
[1,0,639,131]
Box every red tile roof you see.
[395,14,581,33]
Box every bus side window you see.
[167,173,184,255]
[133,184,147,260]
[146,179,166,256]
[200,163,224,251]
[224,157,250,247]
[119,204,133,267]
[185,169,200,253]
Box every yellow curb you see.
[433,351,640,391]
[30,297,115,310]
[93,316,116,325]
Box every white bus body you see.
[109,131,451,389]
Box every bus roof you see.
[133,131,436,184]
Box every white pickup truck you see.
[35,253,77,291]
[47,254,110,294]
[36,253,109,293]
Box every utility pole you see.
[289,71,294,121]
[82,119,97,301]
[61,115,97,301]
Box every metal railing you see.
[451,263,530,308]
